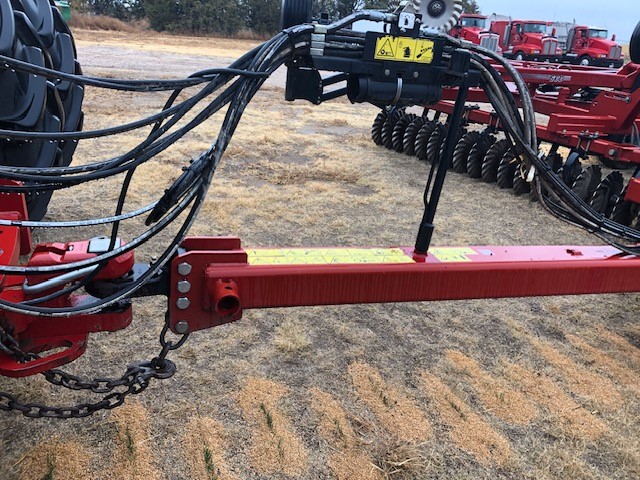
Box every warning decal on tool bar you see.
[429,247,478,263]
[247,248,415,265]
[374,36,435,64]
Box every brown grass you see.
[419,372,513,467]
[182,417,237,480]
[19,440,91,480]
[596,325,640,368]
[273,318,312,353]
[235,377,308,476]
[348,362,432,443]
[311,388,382,480]
[530,338,624,409]
[445,350,537,425]
[566,334,639,391]
[110,402,162,480]
[502,363,607,441]
[70,13,148,32]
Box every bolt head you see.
[177,280,191,294]
[177,262,192,276]
[176,297,191,310]
[384,69,390,76]
[413,71,419,79]
[609,149,616,156]
[175,321,189,334]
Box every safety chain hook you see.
[0,313,187,419]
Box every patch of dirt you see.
[348,362,432,443]
[444,350,537,425]
[234,377,308,476]
[182,417,238,480]
[419,372,513,467]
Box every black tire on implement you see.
[497,151,519,189]
[0,0,84,220]
[371,110,387,146]
[452,131,480,173]
[415,121,437,161]
[392,113,417,153]
[381,108,405,149]
[481,139,510,183]
[403,116,426,156]
[467,133,495,179]
[425,123,445,165]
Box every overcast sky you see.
[476,0,638,42]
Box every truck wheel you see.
[280,0,312,29]
[579,55,592,66]
[0,0,84,220]
[515,52,525,61]
[631,20,640,64]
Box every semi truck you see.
[562,25,624,67]
[490,19,561,62]
[449,13,500,52]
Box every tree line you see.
[76,0,480,36]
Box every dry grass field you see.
[0,30,639,480]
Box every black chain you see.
[0,315,188,419]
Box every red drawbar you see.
[169,237,640,334]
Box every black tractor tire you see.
[467,133,495,179]
[481,139,510,183]
[631,20,640,64]
[280,0,312,29]
[402,116,426,156]
[0,0,84,220]
[452,131,481,173]
[415,121,437,161]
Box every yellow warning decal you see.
[374,36,435,64]
[430,247,477,263]
[246,248,415,265]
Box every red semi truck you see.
[449,13,501,52]
[562,25,624,67]
[491,19,561,62]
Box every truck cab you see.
[450,14,501,53]
[565,26,624,68]
[492,19,561,62]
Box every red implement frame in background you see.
[439,62,640,165]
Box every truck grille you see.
[479,33,499,53]
[609,45,622,59]
[542,38,558,55]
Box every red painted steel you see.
[168,238,640,335]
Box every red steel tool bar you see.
[168,236,640,334]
